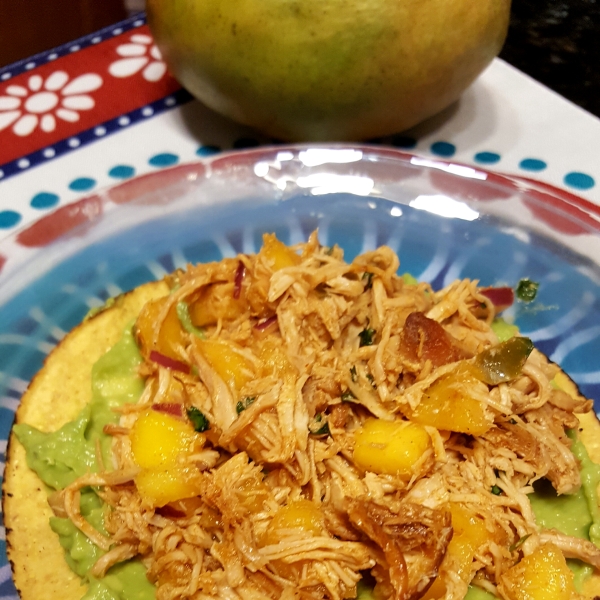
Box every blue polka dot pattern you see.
[196,145,221,157]
[519,158,547,172]
[30,192,60,210]
[3,142,599,249]
[149,153,179,167]
[109,165,136,179]
[474,152,501,165]
[564,172,595,190]
[69,177,97,192]
[0,210,21,229]
[430,141,456,158]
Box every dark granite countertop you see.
[500,0,600,118]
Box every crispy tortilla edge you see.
[2,280,168,600]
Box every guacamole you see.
[14,326,155,600]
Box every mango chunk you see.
[195,338,254,394]
[265,499,326,578]
[135,296,187,361]
[130,409,199,469]
[267,499,325,541]
[447,503,489,580]
[135,466,203,507]
[422,502,490,599]
[189,281,248,327]
[499,544,576,600]
[130,410,205,507]
[353,418,432,478]
[261,233,302,271]
[408,364,493,435]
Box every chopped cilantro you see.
[366,373,377,389]
[509,534,531,552]
[309,414,330,436]
[187,407,210,432]
[341,389,357,402]
[516,278,539,303]
[359,327,376,347]
[313,423,330,435]
[236,396,256,414]
[350,366,358,383]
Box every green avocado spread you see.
[529,431,600,590]
[14,325,156,600]
[13,324,600,600]
[491,318,519,343]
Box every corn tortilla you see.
[3,280,168,599]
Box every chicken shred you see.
[61,233,600,600]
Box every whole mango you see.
[147,0,510,141]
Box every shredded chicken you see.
[347,498,452,600]
[61,232,600,600]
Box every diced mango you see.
[130,410,205,507]
[130,409,199,469]
[261,233,302,271]
[447,503,489,580]
[267,499,325,541]
[135,296,187,361]
[189,281,248,327]
[500,544,576,600]
[264,499,326,577]
[408,364,493,435]
[422,503,490,599]
[195,338,254,394]
[353,418,432,478]
[135,466,203,507]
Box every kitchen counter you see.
[500,0,600,117]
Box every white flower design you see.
[109,34,167,82]
[0,71,103,137]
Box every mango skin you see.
[147,0,510,141]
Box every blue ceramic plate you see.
[1,144,600,595]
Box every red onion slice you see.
[233,260,245,299]
[254,315,278,331]
[480,287,515,312]
[149,350,190,374]
[152,403,184,418]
